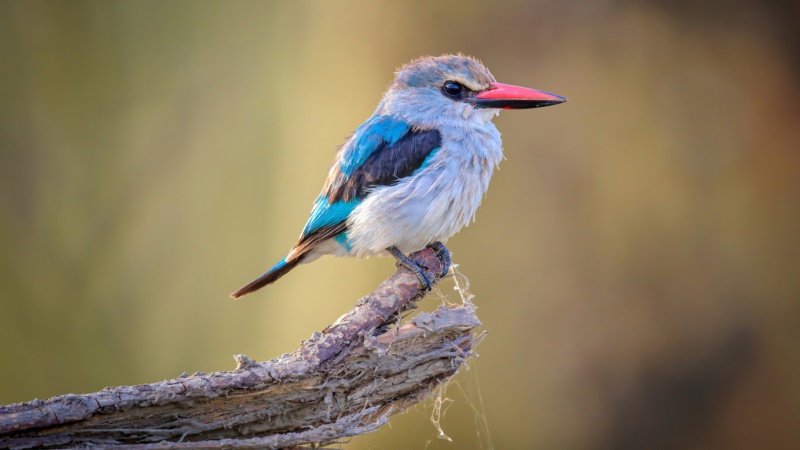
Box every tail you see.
[230,256,304,299]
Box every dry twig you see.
[0,248,483,449]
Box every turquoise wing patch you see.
[302,196,359,237]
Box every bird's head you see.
[379,54,566,128]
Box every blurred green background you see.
[1,1,799,449]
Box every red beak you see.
[473,82,567,109]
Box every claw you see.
[387,246,434,290]
[428,241,451,277]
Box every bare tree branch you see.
[0,248,484,449]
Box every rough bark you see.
[0,248,483,449]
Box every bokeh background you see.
[1,1,799,449]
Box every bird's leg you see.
[427,241,451,277]
[387,246,434,290]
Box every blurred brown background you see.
[1,1,799,449]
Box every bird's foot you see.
[428,241,451,277]
[387,246,434,290]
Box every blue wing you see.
[299,115,441,244]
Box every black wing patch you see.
[323,129,441,204]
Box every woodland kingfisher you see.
[231,54,566,299]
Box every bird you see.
[230,54,565,299]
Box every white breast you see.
[345,121,503,257]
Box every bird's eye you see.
[442,81,464,97]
